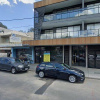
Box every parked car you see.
[36,62,85,83]
[0,57,30,74]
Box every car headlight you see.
[75,71,83,76]
[18,65,24,68]
[78,73,83,76]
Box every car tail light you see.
[37,65,39,68]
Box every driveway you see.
[0,70,100,100]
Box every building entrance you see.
[88,50,100,69]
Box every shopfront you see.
[72,46,86,67]
[88,45,100,69]
[11,47,34,63]
[35,46,63,63]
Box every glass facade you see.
[72,46,86,67]
[35,46,63,63]
[44,3,100,22]
[87,23,100,36]
[16,47,32,62]
[40,26,80,39]
[88,45,100,69]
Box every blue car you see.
[36,62,85,83]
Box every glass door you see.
[88,50,95,68]
[96,51,100,69]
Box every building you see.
[0,27,33,59]
[23,0,100,78]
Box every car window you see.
[54,63,63,69]
[0,58,5,64]
[0,58,2,63]
[40,64,45,67]
[46,63,54,68]
[4,59,10,64]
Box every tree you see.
[0,22,7,29]
[27,27,34,32]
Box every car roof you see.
[41,62,59,64]
[0,57,14,60]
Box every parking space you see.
[0,70,100,100]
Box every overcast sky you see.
[0,0,41,32]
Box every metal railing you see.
[40,29,100,40]
[44,5,100,22]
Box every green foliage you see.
[28,27,34,32]
[0,22,7,29]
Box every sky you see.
[0,0,41,32]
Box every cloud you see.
[19,0,36,4]
[13,0,17,4]
[0,0,10,6]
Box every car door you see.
[54,63,68,79]
[0,58,3,69]
[0,58,6,70]
[3,59,12,71]
[45,63,57,77]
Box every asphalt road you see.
[0,70,100,100]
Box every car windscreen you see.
[61,63,71,69]
[54,63,65,69]
[11,59,22,63]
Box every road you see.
[0,70,100,100]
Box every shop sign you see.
[0,53,7,57]
[43,51,50,62]
[10,35,21,43]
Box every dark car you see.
[36,62,85,83]
[0,57,30,74]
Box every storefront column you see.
[69,46,72,66]
[82,0,84,8]
[32,47,35,64]
[86,45,88,68]
[82,21,85,31]
[11,48,16,58]
[63,45,64,63]
[11,48,14,57]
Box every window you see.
[35,18,38,23]
[56,28,62,38]
[46,63,54,68]
[4,59,10,64]
[40,64,45,67]
[45,30,53,39]
[54,63,63,69]
[87,24,100,36]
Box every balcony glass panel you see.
[56,33,61,38]
[40,34,47,39]
[40,29,99,40]
[44,4,100,22]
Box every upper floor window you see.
[87,3,100,14]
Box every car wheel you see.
[39,71,44,78]
[11,68,16,74]
[69,75,76,83]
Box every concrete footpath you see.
[29,64,38,71]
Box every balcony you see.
[44,5,100,22]
[40,29,100,40]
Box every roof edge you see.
[34,0,66,8]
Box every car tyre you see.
[11,68,16,74]
[39,71,44,78]
[68,75,76,83]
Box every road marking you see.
[35,78,55,95]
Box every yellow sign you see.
[43,53,50,62]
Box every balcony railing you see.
[44,5,100,22]
[40,29,100,40]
